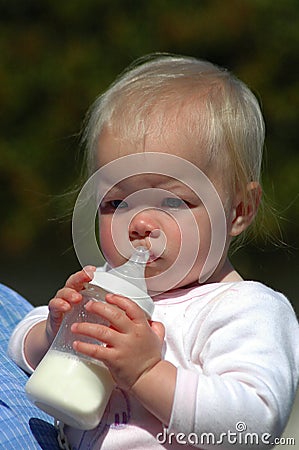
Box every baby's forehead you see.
[97,114,212,172]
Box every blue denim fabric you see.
[0,284,60,449]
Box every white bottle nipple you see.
[107,246,150,291]
[91,246,154,318]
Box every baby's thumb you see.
[150,321,165,342]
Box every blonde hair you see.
[82,53,265,214]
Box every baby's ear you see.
[229,182,262,237]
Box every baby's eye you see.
[110,200,128,209]
[161,197,185,209]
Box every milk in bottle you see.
[25,247,154,430]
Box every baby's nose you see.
[128,210,161,239]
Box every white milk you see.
[25,248,154,430]
[25,349,115,430]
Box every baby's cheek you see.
[99,221,127,267]
[99,221,114,259]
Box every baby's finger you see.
[84,300,131,333]
[54,287,82,303]
[72,340,111,365]
[71,322,116,346]
[48,290,82,321]
[65,266,96,291]
[105,293,147,322]
[48,298,71,321]
[150,321,165,342]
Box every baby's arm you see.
[23,266,96,369]
[71,293,177,425]
[130,354,177,425]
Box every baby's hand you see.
[46,266,96,343]
[71,294,165,391]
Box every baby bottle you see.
[25,246,154,430]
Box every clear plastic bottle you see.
[25,247,154,430]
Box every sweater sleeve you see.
[168,282,299,449]
[7,306,48,374]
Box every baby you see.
[9,54,299,449]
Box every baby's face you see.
[96,126,234,293]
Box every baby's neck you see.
[219,269,243,283]
[207,259,243,284]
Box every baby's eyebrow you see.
[101,185,125,198]
[160,182,197,197]
[100,176,198,199]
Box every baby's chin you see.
[145,269,195,296]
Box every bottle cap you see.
[90,247,154,318]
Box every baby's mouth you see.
[148,252,159,263]
[147,229,166,263]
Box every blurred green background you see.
[1,0,298,312]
